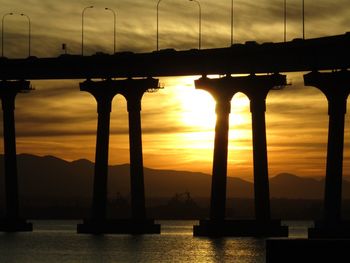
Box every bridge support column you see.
[77,78,160,234]
[193,74,288,237]
[244,74,288,237]
[77,79,118,234]
[119,77,160,233]
[0,80,32,232]
[305,70,350,239]
[193,76,236,231]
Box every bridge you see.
[0,33,350,237]
[0,33,349,79]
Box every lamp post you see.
[284,0,286,42]
[105,8,116,54]
[302,0,305,39]
[156,0,163,51]
[189,0,201,50]
[231,0,234,45]
[82,5,94,56]
[2,12,13,57]
[20,13,31,57]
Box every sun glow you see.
[180,88,216,130]
[178,80,251,133]
[170,77,252,141]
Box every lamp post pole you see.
[231,0,233,45]
[156,0,163,51]
[284,0,287,42]
[82,6,94,56]
[302,0,305,39]
[105,8,116,54]
[189,0,201,50]
[20,13,31,57]
[2,13,13,57]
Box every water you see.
[0,220,312,263]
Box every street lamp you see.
[189,0,201,50]
[284,0,286,42]
[2,12,13,57]
[302,0,305,39]
[231,0,234,45]
[105,8,116,54]
[82,5,94,56]
[156,0,164,51]
[20,13,31,57]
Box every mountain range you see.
[1,154,350,202]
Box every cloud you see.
[0,0,349,178]
[2,0,349,57]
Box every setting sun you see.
[180,87,216,130]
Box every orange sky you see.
[0,0,350,180]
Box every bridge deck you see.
[0,33,349,80]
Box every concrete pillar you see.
[78,78,160,234]
[243,74,286,222]
[193,74,288,237]
[119,78,159,221]
[325,99,346,224]
[79,79,119,222]
[195,76,237,222]
[0,80,32,232]
[1,91,19,220]
[250,98,271,221]
[304,70,350,237]
[210,99,231,221]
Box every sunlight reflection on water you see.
[0,220,311,263]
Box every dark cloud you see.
[2,0,349,56]
[0,0,349,177]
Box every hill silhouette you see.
[1,154,350,202]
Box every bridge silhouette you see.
[0,33,350,238]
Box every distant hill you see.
[0,154,350,202]
[270,173,324,199]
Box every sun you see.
[171,77,251,133]
[180,87,217,130]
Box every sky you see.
[0,0,349,181]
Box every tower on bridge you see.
[0,80,33,232]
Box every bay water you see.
[0,220,312,263]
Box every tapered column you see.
[195,76,237,222]
[250,98,270,221]
[304,70,350,238]
[79,79,119,222]
[244,74,286,222]
[210,100,231,221]
[2,92,19,220]
[0,80,32,232]
[128,102,146,220]
[119,78,159,221]
[92,100,111,221]
[324,99,346,224]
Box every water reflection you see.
[0,220,312,263]
[209,238,227,262]
[207,238,265,263]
